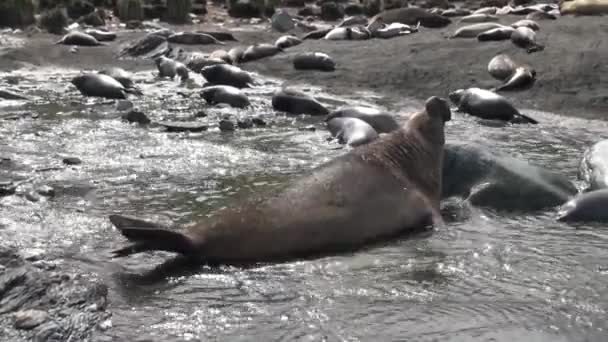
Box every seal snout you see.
[425,96,451,122]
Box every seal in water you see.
[84,29,116,42]
[71,73,137,99]
[327,117,379,147]
[560,0,608,16]
[370,7,451,28]
[477,26,515,41]
[325,106,399,133]
[458,14,499,23]
[450,23,507,38]
[57,31,102,46]
[448,88,538,124]
[579,139,608,191]
[200,85,250,108]
[199,64,255,88]
[167,32,224,45]
[293,52,336,72]
[241,44,282,63]
[302,28,333,40]
[272,88,329,115]
[109,96,451,265]
[557,189,608,222]
[154,56,189,81]
[98,67,135,89]
[511,26,544,53]
[275,35,302,49]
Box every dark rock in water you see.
[299,125,317,131]
[78,9,105,27]
[344,4,364,15]
[39,7,69,35]
[298,6,319,17]
[37,185,55,197]
[237,118,254,129]
[67,0,95,19]
[252,117,267,126]
[0,246,109,341]
[62,157,82,165]
[0,181,16,197]
[122,110,151,125]
[0,89,29,100]
[14,309,49,330]
[321,2,344,21]
[157,121,209,133]
[219,119,236,131]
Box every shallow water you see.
[1,67,608,342]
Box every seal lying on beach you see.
[200,85,250,108]
[560,0,608,15]
[57,31,102,46]
[71,73,138,99]
[327,117,379,147]
[579,139,608,191]
[293,52,336,72]
[449,88,538,124]
[109,96,451,265]
[272,88,329,115]
[370,7,451,28]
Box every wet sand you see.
[0,13,606,119]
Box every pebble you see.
[37,185,56,197]
[62,157,82,165]
[25,191,41,202]
[237,118,254,129]
[14,309,49,330]
[219,119,236,132]
[252,117,267,126]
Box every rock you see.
[37,185,55,197]
[126,20,144,29]
[116,0,144,22]
[0,181,16,197]
[165,0,192,24]
[157,121,209,133]
[298,6,319,16]
[122,110,151,125]
[67,0,95,19]
[228,0,263,18]
[252,117,267,126]
[25,191,41,202]
[420,0,450,9]
[271,9,295,32]
[283,0,306,6]
[237,118,254,129]
[0,0,36,28]
[78,9,106,27]
[219,118,236,131]
[14,310,49,330]
[344,3,364,15]
[38,7,69,35]
[62,157,82,165]
[320,2,344,21]
[116,100,134,111]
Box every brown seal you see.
[109,96,452,265]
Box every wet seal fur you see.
[557,189,608,222]
[199,64,255,88]
[326,117,379,147]
[71,73,139,99]
[57,31,103,46]
[272,88,329,115]
[293,52,336,72]
[449,87,538,124]
[109,96,451,265]
[200,85,250,108]
[325,106,399,133]
[579,139,608,191]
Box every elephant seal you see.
[71,73,136,99]
[370,7,452,28]
[448,88,538,124]
[186,57,227,73]
[293,52,336,72]
[458,14,499,23]
[326,117,379,147]
[511,19,540,31]
[450,23,507,38]
[372,22,419,38]
[443,143,577,211]
[200,85,250,108]
[302,28,333,40]
[487,54,517,80]
[57,31,102,46]
[118,33,168,58]
[155,56,189,80]
[338,15,369,27]
[325,106,399,133]
[209,49,233,63]
[227,46,246,64]
[98,67,135,89]
[511,26,544,53]
[526,10,557,20]
[441,8,472,17]
[560,0,608,16]
[167,32,224,45]
[272,88,329,115]
[557,189,608,222]
[477,26,516,41]
[275,35,302,49]
[84,29,116,42]
[473,7,498,15]
[493,66,536,92]
[579,139,608,191]
[196,30,238,41]
[199,64,255,88]
[324,27,370,40]
[241,44,282,63]
[109,96,451,265]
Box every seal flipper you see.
[109,214,197,257]
[512,112,539,124]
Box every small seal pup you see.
[458,14,499,23]
[449,88,538,124]
[272,88,329,115]
[450,23,507,38]
[109,96,451,265]
[293,52,336,72]
[154,56,189,81]
[557,189,608,223]
[477,26,515,41]
[579,139,608,191]
[71,73,137,99]
[511,26,544,53]
[325,107,399,133]
[275,35,302,49]
[326,117,379,147]
[199,64,255,88]
[200,85,250,108]
[57,31,102,46]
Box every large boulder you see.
[116,0,144,22]
[228,0,275,18]
[67,0,95,19]
[165,0,192,23]
[271,9,295,32]
[320,1,344,20]
[0,0,36,28]
[39,6,69,34]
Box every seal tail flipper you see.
[526,43,544,54]
[109,214,197,257]
[513,113,539,124]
